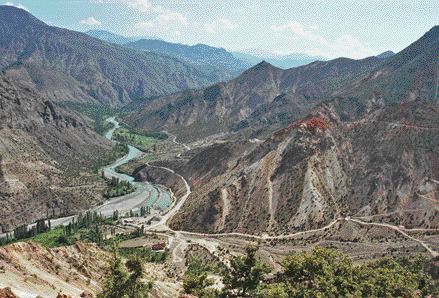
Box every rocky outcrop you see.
[0,242,111,297]
[0,288,17,298]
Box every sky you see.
[3,0,438,59]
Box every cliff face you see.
[0,76,112,232]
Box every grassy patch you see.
[113,127,164,152]
[103,177,135,199]
[62,102,121,135]
[30,227,70,247]
[119,247,168,263]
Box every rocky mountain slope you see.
[126,27,439,235]
[165,99,438,234]
[0,242,111,297]
[125,26,438,142]
[125,57,383,141]
[0,6,221,106]
[0,76,113,232]
[333,26,439,106]
[126,39,250,81]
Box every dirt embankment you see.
[0,241,111,297]
[134,166,187,198]
[0,287,18,298]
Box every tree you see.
[273,247,438,298]
[222,245,270,297]
[255,283,288,298]
[98,246,151,298]
[281,247,359,297]
[112,210,119,221]
[183,272,215,297]
[356,257,437,298]
[124,257,152,298]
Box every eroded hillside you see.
[0,76,113,232]
[164,100,438,234]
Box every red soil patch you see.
[288,116,329,132]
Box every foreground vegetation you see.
[99,247,152,298]
[183,246,438,298]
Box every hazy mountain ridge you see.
[85,29,152,45]
[232,50,325,69]
[126,38,250,81]
[124,56,384,140]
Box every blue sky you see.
[3,0,438,59]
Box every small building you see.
[151,242,166,251]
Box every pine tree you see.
[222,245,270,297]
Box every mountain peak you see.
[426,25,439,35]
[255,60,275,69]
[376,51,395,59]
[0,5,45,27]
[415,25,439,46]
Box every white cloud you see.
[4,2,29,11]
[90,0,150,13]
[134,9,188,34]
[126,0,150,13]
[205,18,238,34]
[271,21,374,59]
[80,16,102,26]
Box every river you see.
[0,117,172,238]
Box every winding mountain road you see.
[349,218,438,258]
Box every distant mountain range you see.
[125,25,428,140]
[124,54,385,140]
[232,49,396,69]
[0,6,226,105]
[376,50,395,59]
[86,29,250,81]
[232,50,326,69]
[85,29,151,45]
[126,39,250,80]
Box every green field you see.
[103,176,135,199]
[113,127,164,152]
[31,227,70,247]
[119,247,168,263]
[61,102,122,135]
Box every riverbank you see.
[0,117,173,240]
